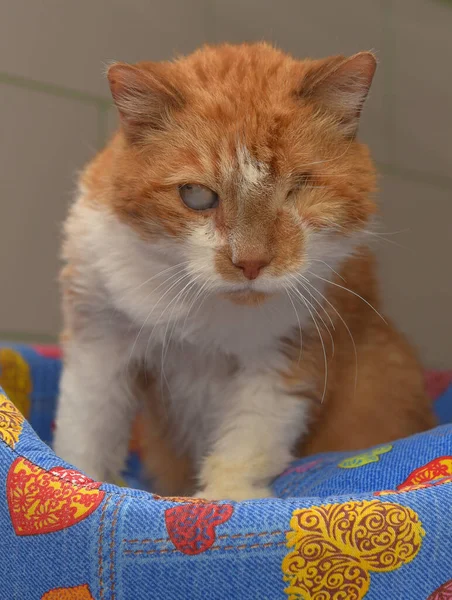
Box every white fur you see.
[236,144,269,191]
[54,181,367,499]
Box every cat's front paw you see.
[194,484,273,501]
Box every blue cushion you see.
[1,346,452,599]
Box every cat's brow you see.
[236,145,269,191]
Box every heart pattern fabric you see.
[282,499,424,600]
[7,458,105,536]
[397,456,452,490]
[41,584,94,599]
[427,579,452,600]
[165,501,234,555]
[0,393,25,448]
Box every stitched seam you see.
[123,529,287,545]
[98,496,110,600]
[124,540,287,555]
[110,497,123,599]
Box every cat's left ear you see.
[300,52,377,137]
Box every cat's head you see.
[99,43,377,305]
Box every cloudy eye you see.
[179,184,219,211]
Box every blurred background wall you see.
[0,0,451,367]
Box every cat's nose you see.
[234,258,271,280]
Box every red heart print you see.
[427,578,452,600]
[7,458,105,536]
[165,502,234,555]
[397,456,452,490]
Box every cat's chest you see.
[154,344,235,461]
[134,293,308,460]
[162,292,307,357]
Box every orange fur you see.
[286,252,436,456]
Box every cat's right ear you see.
[107,62,184,139]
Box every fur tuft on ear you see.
[107,62,185,139]
[300,52,377,137]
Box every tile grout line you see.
[0,71,111,108]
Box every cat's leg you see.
[196,369,311,500]
[54,333,137,483]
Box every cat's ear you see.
[107,62,184,139]
[300,52,376,137]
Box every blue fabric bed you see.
[1,343,452,599]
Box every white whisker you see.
[117,260,191,305]
[298,274,359,395]
[294,285,328,403]
[309,258,346,282]
[307,271,387,324]
[285,288,303,365]
[181,278,212,339]
[158,274,205,400]
[299,136,355,169]
[288,281,335,358]
[128,269,193,368]
[290,274,335,332]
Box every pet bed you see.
[1,343,452,599]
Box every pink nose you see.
[234,258,270,280]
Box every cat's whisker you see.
[298,274,359,396]
[354,217,410,237]
[159,278,203,401]
[121,265,194,352]
[108,263,191,331]
[144,267,208,383]
[147,271,205,367]
[299,136,355,169]
[309,259,346,282]
[302,185,334,190]
[181,278,213,340]
[289,284,328,403]
[288,282,335,358]
[284,288,303,365]
[303,174,349,180]
[169,278,202,351]
[363,230,408,249]
[289,274,336,332]
[118,261,192,305]
[128,269,194,370]
[151,273,205,401]
[307,271,387,325]
[161,274,206,367]
[321,217,408,249]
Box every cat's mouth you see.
[221,288,272,306]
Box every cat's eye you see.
[179,184,219,211]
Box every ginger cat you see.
[54,43,435,500]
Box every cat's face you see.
[103,44,377,305]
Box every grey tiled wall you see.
[0,0,451,367]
